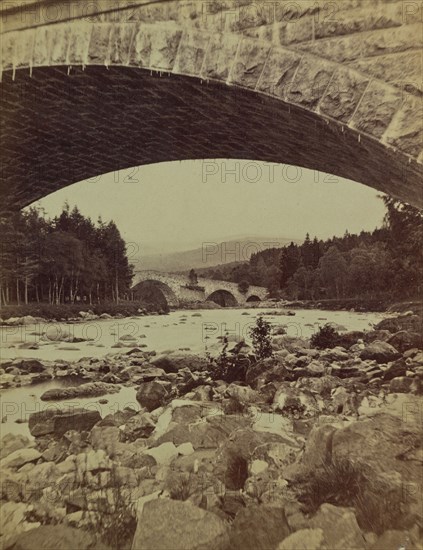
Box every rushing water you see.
[0,308,389,438]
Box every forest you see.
[0,204,133,306]
[204,197,423,302]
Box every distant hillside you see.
[133,236,300,272]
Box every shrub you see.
[238,280,250,294]
[250,316,273,359]
[208,336,250,383]
[310,323,340,349]
[296,458,405,535]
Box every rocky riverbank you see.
[1,313,422,549]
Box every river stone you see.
[29,408,101,437]
[375,314,421,334]
[132,499,229,550]
[151,352,209,373]
[389,376,413,393]
[0,448,41,469]
[40,382,120,401]
[277,528,325,549]
[0,434,31,459]
[309,504,365,550]
[136,380,170,411]
[10,525,111,550]
[229,504,291,550]
[387,330,422,353]
[359,341,401,363]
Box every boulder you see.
[387,330,422,353]
[309,504,366,550]
[360,341,401,364]
[14,359,46,373]
[132,499,229,550]
[370,530,420,549]
[136,381,170,412]
[0,502,40,549]
[0,448,41,469]
[120,412,156,442]
[28,408,101,438]
[272,336,310,353]
[0,434,31,459]
[229,505,290,550]
[375,314,421,334]
[389,376,413,393]
[144,442,178,465]
[9,525,111,550]
[301,414,422,527]
[40,382,120,401]
[273,387,319,417]
[320,347,349,362]
[277,528,326,550]
[151,352,209,373]
[246,357,289,389]
[363,330,391,343]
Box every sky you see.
[31,159,386,254]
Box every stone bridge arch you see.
[0,0,422,214]
[132,279,179,308]
[206,289,238,307]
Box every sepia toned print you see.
[0,1,422,549]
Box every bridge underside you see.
[1,65,422,214]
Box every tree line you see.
[205,197,423,301]
[0,204,133,306]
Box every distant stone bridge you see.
[0,0,422,214]
[132,270,267,307]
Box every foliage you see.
[238,280,250,294]
[207,336,250,383]
[0,205,134,306]
[310,324,340,349]
[197,197,423,303]
[296,459,405,535]
[250,316,273,359]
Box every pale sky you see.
[31,160,386,254]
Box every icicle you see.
[358,134,361,143]
[67,65,71,75]
[12,64,16,81]
[408,157,411,164]
[30,64,33,78]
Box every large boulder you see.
[0,434,31,459]
[272,336,310,353]
[387,331,422,353]
[308,504,366,550]
[299,413,422,528]
[375,314,421,334]
[9,525,111,550]
[229,505,290,550]
[136,380,170,411]
[151,352,209,373]
[132,499,229,550]
[359,341,401,364]
[40,382,120,401]
[14,360,46,374]
[120,411,156,442]
[28,408,101,438]
[0,448,41,469]
[246,357,289,389]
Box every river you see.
[0,307,389,438]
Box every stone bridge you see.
[0,0,422,214]
[132,270,268,306]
